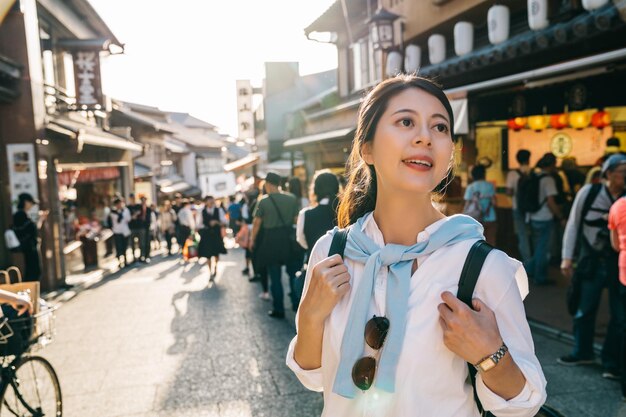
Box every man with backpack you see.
[227,195,242,236]
[558,154,626,378]
[506,149,532,263]
[521,153,563,285]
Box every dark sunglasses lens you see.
[352,356,376,391]
[364,316,390,350]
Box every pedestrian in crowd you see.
[463,164,497,245]
[99,197,113,257]
[136,196,153,263]
[287,75,546,415]
[250,172,300,318]
[227,195,242,236]
[288,177,309,210]
[172,193,183,251]
[12,193,47,282]
[235,218,252,276]
[560,157,586,210]
[197,195,228,279]
[609,188,626,398]
[110,198,131,268]
[525,153,562,285]
[127,193,142,263]
[249,182,270,300]
[159,200,177,256]
[586,137,623,184]
[296,170,340,255]
[506,149,532,263]
[559,154,626,377]
[177,199,195,250]
[148,203,159,250]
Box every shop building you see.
[289,0,626,250]
[0,0,142,289]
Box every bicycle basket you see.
[0,305,57,357]
[0,306,34,357]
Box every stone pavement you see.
[36,247,626,417]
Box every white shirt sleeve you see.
[219,208,228,225]
[475,264,547,416]
[296,208,308,250]
[562,184,590,260]
[286,232,334,391]
[543,176,558,198]
[506,170,518,191]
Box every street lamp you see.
[367,6,400,51]
[367,5,401,80]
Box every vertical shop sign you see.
[236,80,254,140]
[6,143,39,212]
[72,50,103,108]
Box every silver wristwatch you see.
[473,342,508,373]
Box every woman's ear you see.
[361,142,374,166]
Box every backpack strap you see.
[457,240,495,417]
[328,228,350,258]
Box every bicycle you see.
[0,303,62,417]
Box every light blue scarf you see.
[332,214,485,398]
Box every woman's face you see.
[362,87,454,195]
[24,201,33,211]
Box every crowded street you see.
[35,244,623,417]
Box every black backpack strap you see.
[328,228,349,258]
[457,240,495,417]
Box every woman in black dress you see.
[12,193,47,282]
[197,195,227,278]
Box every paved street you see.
[38,248,626,417]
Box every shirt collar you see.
[319,198,330,205]
[360,211,449,246]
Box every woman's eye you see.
[434,123,449,133]
[400,119,413,127]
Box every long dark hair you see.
[337,75,457,228]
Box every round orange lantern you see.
[507,117,527,130]
[591,110,611,129]
[550,113,568,129]
[569,111,590,129]
[528,115,549,131]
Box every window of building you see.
[350,36,382,92]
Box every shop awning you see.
[224,153,260,172]
[47,117,143,152]
[164,136,189,153]
[134,162,153,178]
[283,127,354,149]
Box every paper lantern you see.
[385,51,403,77]
[454,22,474,56]
[528,0,549,30]
[582,0,609,11]
[591,110,611,129]
[528,115,549,131]
[569,111,591,129]
[550,113,568,129]
[488,5,510,45]
[428,34,446,64]
[507,117,527,130]
[404,45,421,73]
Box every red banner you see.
[58,167,120,186]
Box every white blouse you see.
[286,214,547,417]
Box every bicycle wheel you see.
[0,356,62,417]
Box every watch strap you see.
[474,342,508,371]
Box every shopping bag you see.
[182,237,198,261]
[0,267,40,314]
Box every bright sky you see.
[89,0,338,137]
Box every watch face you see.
[479,358,497,372]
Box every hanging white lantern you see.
[528,0,549,30]
[385,51,403,77]
[428,34,446,65]
[454,21,474,56]
[404,45,421,73]
[582,0,609,11]
[488,4,510,45]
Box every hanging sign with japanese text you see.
[6,143,39,212]
[236,80,254,140]
[72,50,103,109]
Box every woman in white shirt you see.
[110,198,131,268]
[287,75,546,417]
